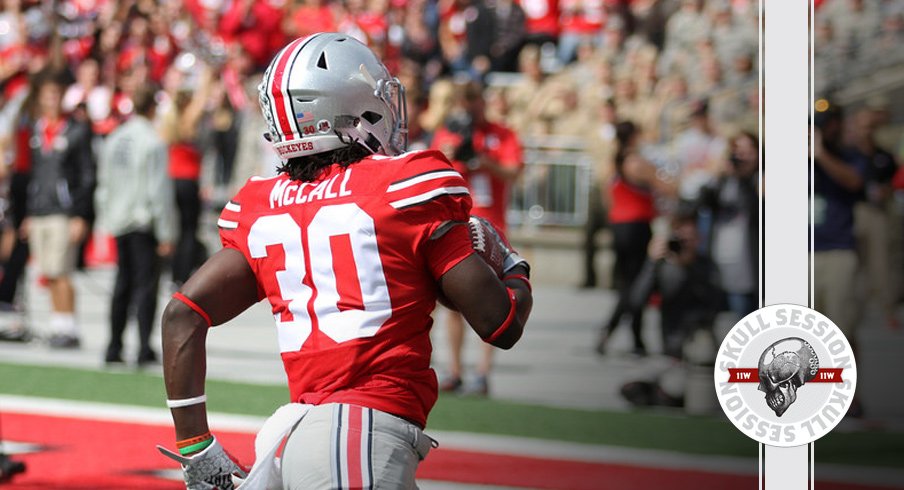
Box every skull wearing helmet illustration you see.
[757,337,819,417]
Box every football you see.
[468,216,507,277]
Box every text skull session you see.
[714,304,857,447]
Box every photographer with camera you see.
[813,103,866,344]
[698,131,759,319]
[619,203,722,407]
[431,80,524,395]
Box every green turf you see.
[1,362,901,469]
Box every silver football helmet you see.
[258,33,407,161]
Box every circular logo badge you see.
[713,304,857,447]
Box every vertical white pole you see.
[763,0,811,488]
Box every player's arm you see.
[814,128,863,192]
[440,255,532,349]
[161,248,260,441]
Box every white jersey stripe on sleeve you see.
[217,218,239,229]
[389,186,470,209]
[386,170,462,193]
[224,201,241,212]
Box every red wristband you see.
[172,292,212,327]
[484,288,518,344]
[503,274,531,292]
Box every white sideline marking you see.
[2,395,902,487]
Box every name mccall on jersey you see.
[269,170,353,208]
[714,304,857,447]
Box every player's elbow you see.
[486,321,524,350]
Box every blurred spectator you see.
[698,131,759,319]
[400,0,444,83]
[96,85,175,367]
[848,106,900,329]
[418,78,457,148]
[22,75,95,349]
[504,44,546,135]
[659,0,708,78]
[620,203,722,407]
[580,99,617,289]
[0,75,33,342]
[630,0,670,52]
[159,61,213,287]
[672,99,725,202]
[219,0,288,70]
[612,74,646,132]
[285,0,338,39]
[439,0,496,80]
[486,0,527,73]
[596,121,675,356]
[819,0,880,64]
[651,74,691,144]
[61,57,111,129]
[813,104,864,343]
[557,0,604,64]
[432,80,523,395]
[517,0,559,47]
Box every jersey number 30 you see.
[247,203,392,352]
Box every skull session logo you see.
[714,304,857,447]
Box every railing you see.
[507,136,593,227]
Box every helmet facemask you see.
[354,64,408,156]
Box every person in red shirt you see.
[159,63,214,286]
[284,0,338,39]
[596,121,675,356]
[219,0,288,70]
[518,0,560,46]
[430,81,524,395]
[159,34,532,489]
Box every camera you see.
[667,236,683,254]
[444,113,478,167]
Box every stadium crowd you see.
[0,0,761,368]
[0,0,772,383]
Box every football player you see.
[159,33,532,489]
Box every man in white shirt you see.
[95,85,175,366]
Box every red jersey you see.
[517,0,560,36]
[169,143,203,180]
[431,122,523,231]
[608,177,656,224]
[218,150,474,427]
